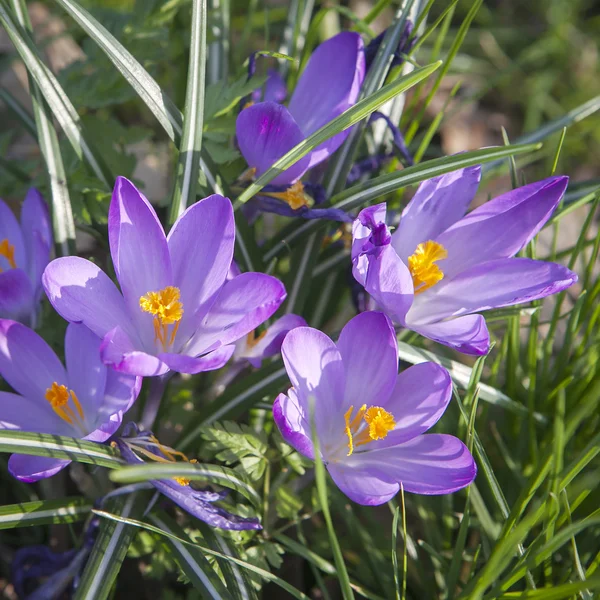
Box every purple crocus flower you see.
[273,311,476,505]
[115,427,261,530]
[42,177,286,376]
[351,167,578,355]
[233,313,307,368]
[0,189,51,327]
[236,32,366,187]
[0,320,140,482]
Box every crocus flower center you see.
[344,404,396,456]
[139,286,183,351]
[45,382,86,432]
[123,434,197,487]
[264,181,309,210]
[408,240,448,294]
[0,239,16,272]
[246,328,267,348]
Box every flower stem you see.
[141,374,172,431]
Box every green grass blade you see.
[149,512,234,599]
[0,430,122,468]
[493,579,600,600]
[74,494,140,600]
[169,0,207,223]
[0,87,36,138]
[236,60,442,206]
[109,462,262,508]
[0,497,91,530]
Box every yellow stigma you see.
[408,240,448,295]
[45,382,86,431]
[0,239,16,272]
[264,181,310,210]
[344,404,395,456]
[140,286,183,350]
[174,476,191,486]
[246,328,267,349]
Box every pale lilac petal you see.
[43,257,138,343]
[409,258,578,322]
[97,369,141,422]
[437,176,568,279]
[332,434,476,503]
[8,454,70,483]
[185,273,286,356]
[84,413,122,443]
[327,462,399,506]
[281,327,345,443]
[336,311,398,408]
[409,314,490,356]
[0,319,66,404]
[273,392,314,459]
[20,188,52,294]
[100,326,168,376]
[0,198,26,270]
[236,102,311,185]
[263,69,287,103]
[392,166,481,261]
[0,269,34,323]
[368,363,452,449]
[0,391,69,434]
[109,177,172,348]
[288,32,365,168]
[236,313,307,368]
[159,345,235,374]
[167,194,234,344]
[64,323,107,424]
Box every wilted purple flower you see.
[0,320,140,482]
[351,167,578,355]
[364,20,416,71]
[236,32,366,187]
[43,177,286,376]
[0,189,51,326]
[115,427,261,530]
[273,311,476,505]
[233,313,307,368]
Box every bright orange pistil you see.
[407,240,448,294]
[246,329,267,349]
[344,404,396,456]
[263,181,310,210]
[0,239,16,272]
[45,382,86,431]
[126,434,197,487]
[139,286,183,351]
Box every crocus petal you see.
[167,194,234,343]
[273,391,314,459]
[436,176,568,279]
[392,166,481,261]
[236,102,311,185]
[410,314,490,356]
[8,454,70,483]
[368,363,452,449]
[100,327,169,376]
[20,188,52,293]
[263,69,287,103]
[43,257,138,343]
[336,311,398,408]
[159,345,235,375]
[237,313,307,368]
[0,320,66,404]
[331,434,476,504]
[64,323,107,425]
[0,269,35,323]
[109,177,172,348]
[185,272,286,356]
[0,198,26,270]
[98,369,141,422]
[409,258,578,323]
[84,413,123,443]
[288,32,365,168]
[281,327,345,443]
[0,391,69,434]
